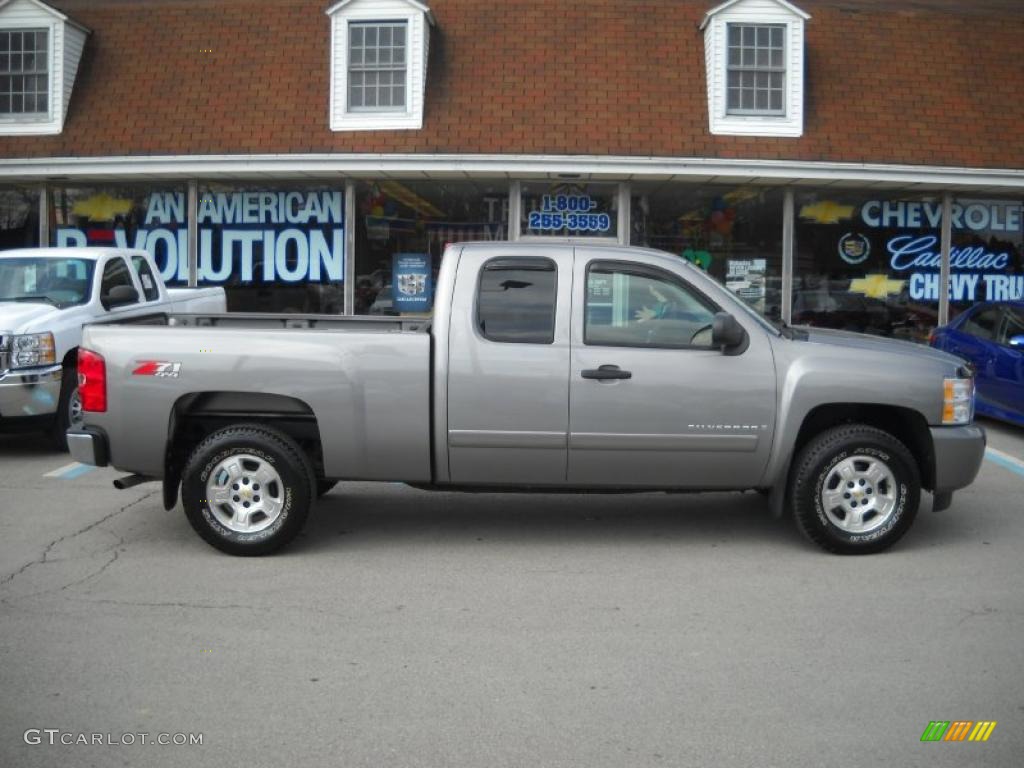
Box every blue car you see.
[930,301,1024,427]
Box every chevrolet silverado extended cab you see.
[0,247,225,448]
[68,243,985,555]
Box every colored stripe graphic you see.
[921,720,997,742]
[943,721,973,741]
[921,722,950,742]
[968,721,997,742]
[43,462,97,480]
[985,447,1024,478]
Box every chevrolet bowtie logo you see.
[849,274,905,299]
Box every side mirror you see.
[102,284,139,309]
[712,312,748,355]
[1008,334,1024,347]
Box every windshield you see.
[0,257,95,309]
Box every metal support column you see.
[38,184,49,247]
[344,179,356,315]
[938,192,953,327]
[187,181,198,287]
[618,182,631,245]
[781,188,795,326]
[508,181,522,240]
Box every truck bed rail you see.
[96,312,432,332]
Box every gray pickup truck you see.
[68,243,985,556]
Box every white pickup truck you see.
[0,247,225,448]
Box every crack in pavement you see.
[0,490,158,599]
[72,597,266,612]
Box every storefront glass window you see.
[948,197,1023,319]
[196,184,346,313]
[520,182,618,239]
[0,187,39,249]
[51,185,188,285]
[353,180,509,314]
[794,192,1024,341]
[630,184,783,321]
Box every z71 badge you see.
[132,361,182,378]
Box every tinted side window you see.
[131,255,160,301]
[963,308,1000,340]
[999,307,1024,345]
[477,258,557,344]
[100,258,137,307]
[585,263,718,348]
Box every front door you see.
[567,250,776,488]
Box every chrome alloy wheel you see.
[820,455,898,534]
[205,454,285,533]
[68,387,84,430]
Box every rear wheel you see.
[181,424,315,556]
[790,424,920,554]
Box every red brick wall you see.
[1,0,1022,168]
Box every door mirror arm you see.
[711,312,749,356]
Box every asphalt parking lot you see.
[1,419,1023,768]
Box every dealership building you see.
[0,0,1022,338]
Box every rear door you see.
[445,245,572,485]
[567,249,776,488]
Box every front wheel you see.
[49,365,83,451]
[790,424,920,554]
[181,424,315,556]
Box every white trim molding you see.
[327,0,433,132]
[0,0,89,136]
[1,153,1023,192]
[701,0,809,138]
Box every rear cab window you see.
[130,255,161,302]
[476,257,557,344]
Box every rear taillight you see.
[78,348,107,412]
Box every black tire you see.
[48,364,79,451]
[790,424,920,554]
[316,478,338,498]
[181,424,315,556]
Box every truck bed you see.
[79,315,434,482]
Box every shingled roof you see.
[1,0,1023,169]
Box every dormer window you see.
[348,21,407,112]
[726,24,785,116]
[327,0,433,131]
[701,0,809,137]
[1,28,49,117]
[0,0,89,136]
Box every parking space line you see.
[984,447,1024,478]
[43,462,97,480]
